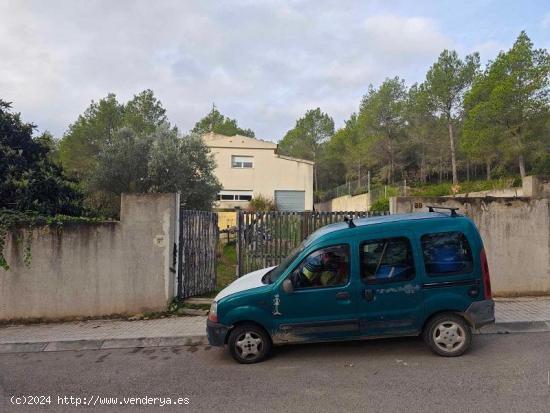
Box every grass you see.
[408,177,521,197]
[217,242,237,291]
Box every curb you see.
[1,321,550,354]
[476,320,550,335]
[0,335,208,354]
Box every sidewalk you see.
[1,297,550,354]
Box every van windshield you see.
[262,242,306,284]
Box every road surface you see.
[1,332,550,412]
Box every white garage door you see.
[274,190,306,211]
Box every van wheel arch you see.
[225,320,272,345]
[422,310,473,334]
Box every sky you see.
[1,0,549,141]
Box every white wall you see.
[0,194,178,321]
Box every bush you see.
[247,194,277,212]
[370,197,389,212]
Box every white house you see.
[203,132,314,211]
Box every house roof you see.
[202,132,277,150]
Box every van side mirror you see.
[282,278,294,294]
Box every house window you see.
[217,190,253,201]
[232,155,254,168]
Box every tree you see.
[59,93,123,180]
[328,114,366,183]
[59,90,169,180]
[191,105,255,137]
[89,124,221,211]
[463,32,550,178]
[123,89,168,135]
[424,50,480,184]
[0,100,83,215]
[462,70,505,180]
[148,131,221,209]
[357,77,408,184]
[278,108,335,192]
[89,127,153,195]
[405,83,448,183]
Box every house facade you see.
[203,132,314,211]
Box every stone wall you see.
[0,193,179,321]
[390,196,550,296]
[315,193,371,212]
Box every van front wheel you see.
[423,313,471,357]
[228,323,271,364]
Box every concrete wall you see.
[390,196,550,297]
[450,188,523,198]
[315,193,371,212]
[204,133,314,210]
[0,193,179,321]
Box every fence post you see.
[235,207,243,277]
[301,211,311,239]
[368,170,371,193]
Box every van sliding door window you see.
[360,237,415,284]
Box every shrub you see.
[370,197,389,212]
[247,194,277,212]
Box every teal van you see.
[207,208,495,364]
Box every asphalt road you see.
[1,332,550,413]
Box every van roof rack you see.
[426,205,459,217]
[343,216,356,228]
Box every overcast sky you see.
[1,0,549,141]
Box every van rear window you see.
[421,232,473,276]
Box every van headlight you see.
[208,301,218,323]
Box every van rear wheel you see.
[228,323,271,364]
[423,313,471,357]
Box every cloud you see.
[0,1,456,140]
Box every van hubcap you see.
[433,321,466,353]
[235,332,263,359]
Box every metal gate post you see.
[177,209,184,300]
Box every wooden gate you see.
[177,210,218,299]
[236,211,388,277]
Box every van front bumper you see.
[464,299,495,329]
[206,319,230,347]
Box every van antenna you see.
[344,216,356,228]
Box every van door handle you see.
[336,291,350,300]
[363,289,374,301]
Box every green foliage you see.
[247,194,277,212]
[148,131,222,210]
[0,100,84,216]
[89,125,221,211]
[357,77,408,183]
[216,242,237,291]
[191,105,255,137]
[58,90,222,214]
[370,197,389,212]
[409,178,519,197]
[285,31,549,198]
[462,31,550,178]
[278,108,334,161]
[423,50,480,185]
[278,108,335,191]
[59,90,167,181]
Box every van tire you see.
[228,323,272,364]
[423,313,472,357]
